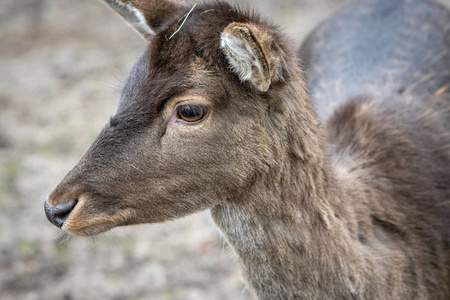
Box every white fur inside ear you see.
[221,30,269,91]
[101,0,156,38]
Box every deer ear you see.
[100,0,184,40]
[220,22,281,92]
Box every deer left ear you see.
[220,22,282,92]
[100,0,184,40]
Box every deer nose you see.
[44,199,78,228]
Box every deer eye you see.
[176,104,208,122]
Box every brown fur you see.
[45,0,450,299]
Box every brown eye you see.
[176,104,208,122]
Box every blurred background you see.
[1,0,449,299]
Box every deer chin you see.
[63,206,135,236]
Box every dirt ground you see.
[1,0,448,299]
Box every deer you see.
[44,0,450,298]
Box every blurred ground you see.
[0,0,448,299]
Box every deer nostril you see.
[44,199,78,228]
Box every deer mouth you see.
[62,206,135,236]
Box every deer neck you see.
[211,82,364,299]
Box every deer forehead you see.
[118,54,232,126]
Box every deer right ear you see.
[220,22,282,92]
[100,0,184,40]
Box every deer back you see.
[300,0,450,122]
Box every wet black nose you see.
[44,199,78,228]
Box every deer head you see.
[45,0,301,236]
